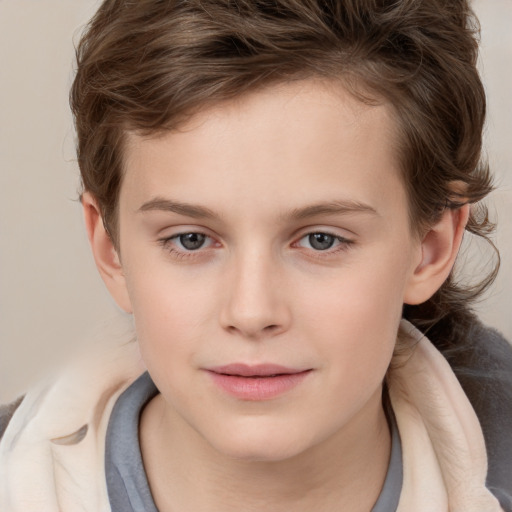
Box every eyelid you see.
[158,229,221,257]
[156,226,355,261]
[293,226,354,242]
[292,229,355,253]
[169,231,213,243]
[173,232,215,250]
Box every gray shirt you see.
[105,372,403,512]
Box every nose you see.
[219,250,291,339]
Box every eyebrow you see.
[137,197,378,220]
[138,197,217,219]
[287,200,378,220]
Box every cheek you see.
[297,247,409,330]
[124,266,217,367]
[306,289,399,382]
[294,250,410,378]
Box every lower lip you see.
[206,370,311,401]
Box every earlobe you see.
[404,204,470,305]
[82,192,133,313]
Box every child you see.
[1,0,511,510]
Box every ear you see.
[82,192,133,313]
[404,204,470,305]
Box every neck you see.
[140,388,391,512]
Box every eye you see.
[160,232,217,253]
[305,233,336,251]
[175,232,208,251]
[296,232,352,251]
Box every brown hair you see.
[70,0,498,347]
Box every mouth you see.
[205,364,312,400]
[208,363,309,377]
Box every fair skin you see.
[84,79,468,511]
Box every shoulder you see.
[449,319,512,510]
[0,395,24,441]
[452,318,512,407]
[456,320,512,372]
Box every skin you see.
[84,79,468,511]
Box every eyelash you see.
[158,232,218,260]
[293,232,354,256]
[158,231,354,260]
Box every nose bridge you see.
[221,244,289,338]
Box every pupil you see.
[180,233,206,250]
[309,233,334,250]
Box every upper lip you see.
[207,363,310,377]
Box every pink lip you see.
[205,364,312,401]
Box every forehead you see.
[121,79,406,223]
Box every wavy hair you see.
[70,0,498,348]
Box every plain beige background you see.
[1,0,511,403]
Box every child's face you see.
[114,79,423,460]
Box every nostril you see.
[225,323,282,337]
